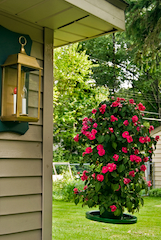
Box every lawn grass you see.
[52,197,161,240]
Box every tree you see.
[53,43,107,162]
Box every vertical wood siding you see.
[0,12,44,239]
[151,129,161,188]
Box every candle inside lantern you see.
[13,87,17,114]
[21,86,27,115]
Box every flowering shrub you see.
[73,97,159,216]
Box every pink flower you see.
[130,155,137,162]
[111,115,118,122]
[99,104,106,114]
[147,181,152,187]
[102,166,109,174]
[126,135,133,143]
[122,131,129,138]
[137,102,146,111]
[113,154,119,161]
[136,126,140,132]
[81,171,88,181]
[74,134,79,142]
[111,101,119,107]
[109,127,114,133]
[82,125,89,131]
[129,171,135,177]
[97,144,104,150]
[73,188,79,194]
[143,157,149,162]
[98,148,105,156]
[89,118,93,122]
[132,115,138,123]
[122,147,128,153]
[135,156,142,163]
[93,123,98,128]
[97,174,104,182]
[107,163,116,172]
[91,129,97,135]
[124,178,131,184]
[129,99,135,104]
[140,165,147,172]
[123,120,129,126]
[149,125,154,133]
[83,117,88,122]
[155,136,160,141]
[115,185,121,191]
[110,205,117,212]
[84,185,88,190]
[92,173,95,179]
[88,133,96,140]
[139,136,145,144]
[85,147,93,154]
[85,131,91,138]
[92,109,97,114]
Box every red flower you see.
[140,165,146,172]
[84,185,88,190]
[111,101,119,107]
[93,123,98,128]
[82,125,89,131]
[99,104,106,114]
[92,173,95,179]
[139,136,145,144]
[155,136,160,141]
[136,126,140,132]
[124,178,131,184]
[132,115,138,123]
[97,174,104,182]
[88,133,96,140]
[134,148,139,155]
[97,144,104,150]
[73,188,79,194]
[110,205,117,212]
[109,127,114,133]
[137,102,146,111]
[85,147,93,154]
[123,120,129,126]
[74,134,79,142]
[91,129,97,135]
[143,157,149,162]
[106,163,116,172]
[129,171,135,177]
[145,136,151,143]
[92,109,97,114]
[98,148,105,156]
[129,99,135,104]
[126,135,133,143]
[149,125,154,133]
[147,181,152,187]
[110,115,118,122]
[113,154,119,161]
[122,147,128,153]
[122,131,129,138]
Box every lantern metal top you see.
[2,36,42,70]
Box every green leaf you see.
[112,142,117,150]
[111,134,115,141]
[126,201,132,211]
[93,195,98,202]
[111,183,120,191]
[111,171,117,178]
[95,182,101,192]
[118,164,125,172]
[74,197,79,205]
[100,206,105,215]
[88,199,94,207]
[114,208,122,216]
[105,134,110,142]
[97,135,105,143]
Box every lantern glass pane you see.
[2,65,18,117]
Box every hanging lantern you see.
[1,36,42,122]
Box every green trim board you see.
[0,25,32,134]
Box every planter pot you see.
[86,210,137,224]
[100,209,122,219]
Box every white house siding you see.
[0,11,53,240]
[151,126,161,188]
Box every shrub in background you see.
[149,188,161,197]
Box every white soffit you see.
[0,0,127,47]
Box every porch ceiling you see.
[0,0,127,47]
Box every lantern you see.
[1,36,42,122]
